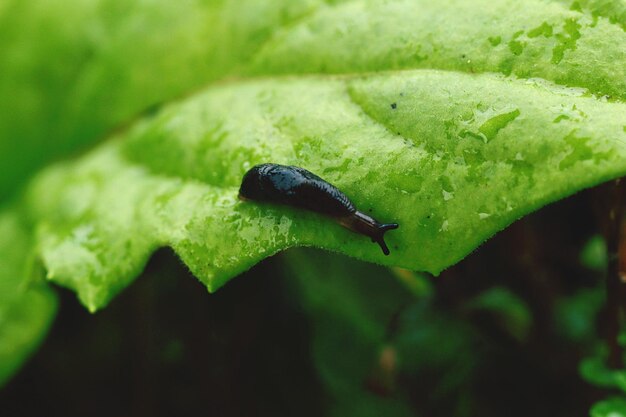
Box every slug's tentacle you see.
[239,163,399,255]
[338,211,399,255]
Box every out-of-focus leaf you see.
[0,211,57,386]
[0,0,329,199]
[591,397,626,417]
[554,287,604,342]
[581,234,608,271]
[393,301,479,416]
[283,249,415,417]
[390,268,434,299]
[464,287,533,342]
[0,286,57,387]
[580,355,626,392]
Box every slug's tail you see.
[339,211,399,256]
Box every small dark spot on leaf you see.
[461,54,466,58]
[391,103,397,110]
[393,245,399,250]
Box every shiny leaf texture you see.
[20,69,626,311]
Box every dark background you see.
[0,187,618,417]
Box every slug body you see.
[239,163,398,255]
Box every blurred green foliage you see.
[581,235,609,271]
[0,211,58,386]
[591,397,626,417]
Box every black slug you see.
[238,163,398,255]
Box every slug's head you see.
[371,222,399,256]
[339,212,399,256]
[238,164,275,202]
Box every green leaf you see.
[2,0,625,200]
[591,397,626,417]
[1,1,625,309]
[249,0,626,99]
[0,0,328,199]
[0,211,58,386]
[16,68,626,310]
[283,249,416,417]
[283,249,481,415]
[581,234,609,271]
[580,355,626,392]
[0,286,57,386]
[463,287,532,342]
[554,287,604,342]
